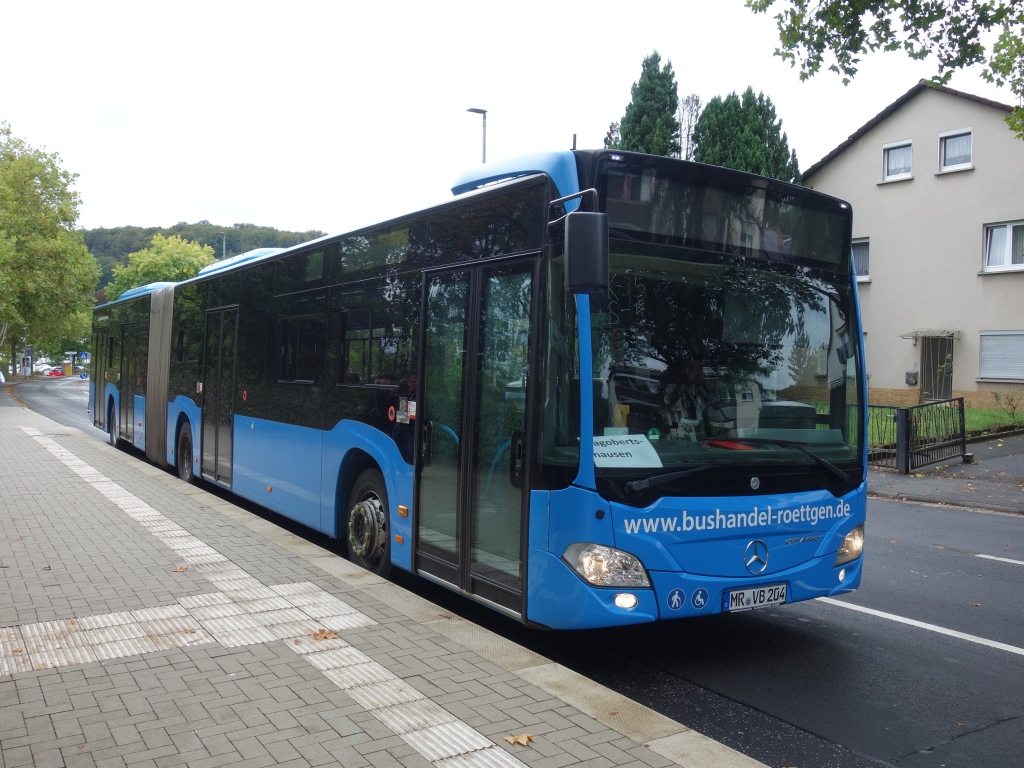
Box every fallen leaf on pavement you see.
[974,603,982,607]
[0,565,8,568]
[505,734,533,746]
[312,629,338,641]
[293,639,303,645]
[12,648,22,653]
[42,565,51,570]
[171,565,189,572]
[887,539,899,544]
[957,722,965,726]
[184,629,196,634]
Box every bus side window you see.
[274,292,327,384]
[341,309,371,385]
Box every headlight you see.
[834,524,865,566]
[563,543,651,588]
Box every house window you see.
[984,221,1024,271]
[851,239,870,280]
[883,141,912,181]
[980,331,1024,380]
[939,129,972,170]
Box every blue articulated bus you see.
[91,150,867,629]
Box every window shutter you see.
[980,333,1024,379]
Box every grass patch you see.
[964,407,1021,437]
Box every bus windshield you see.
[589,159,861,492]
[590,257,861,481]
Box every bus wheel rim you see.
[348,497,384,560]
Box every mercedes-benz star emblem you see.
[750,476,760,490]
[744,539,769,574]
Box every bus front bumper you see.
[526,547,862,629]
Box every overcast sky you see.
[2,1,1013,239]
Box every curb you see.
[868,489,1024,516]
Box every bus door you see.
[201,307,238,487]
[93,328,108,427]
[416,258,536,616]
[119,324,137,443]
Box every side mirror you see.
[564,211,609,294]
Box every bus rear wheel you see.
[177,426,196,484]
[345,469,393,578]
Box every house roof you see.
[803,80,1014,180]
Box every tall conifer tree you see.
[616,52,681,157]
[691,87,801,183]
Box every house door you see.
[415,259,536,616]
[201,308,238,486]
[921,336,953,401]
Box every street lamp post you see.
[467,108,487,164]
[214,231,226,260]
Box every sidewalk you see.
[868,432,1024,514]
[0,402,764,768]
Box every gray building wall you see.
[805,86,1024,406]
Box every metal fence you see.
[867,397,967,473]
[867,405,899,469]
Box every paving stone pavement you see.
[0,404,765,768]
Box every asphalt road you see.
[9,377,1024,768]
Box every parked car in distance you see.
[46,369,65,377]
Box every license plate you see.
[724,583,787,612]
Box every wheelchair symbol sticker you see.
[667,588,686,611]
[691,588,709,610]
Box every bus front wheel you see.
[177,426,196,484]
[345,469,393,578]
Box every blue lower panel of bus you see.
[233,417,323,530]
[230,416,413,571]
[167,396,201,467]
[103,383,118,428]
[132,396,145,451]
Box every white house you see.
[804,81,1024,406]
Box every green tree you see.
[0,123,99,373]
[747,0,1024,138]
[106,234,215,302]
[84,221,327,291]
[691,87,801,183]
[616,51,681,156]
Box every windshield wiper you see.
[707,437,851,483]
[624,464,715,493]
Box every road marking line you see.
[13,427,529,768]
[818,597,1024,657]
[977,553,1024,566]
